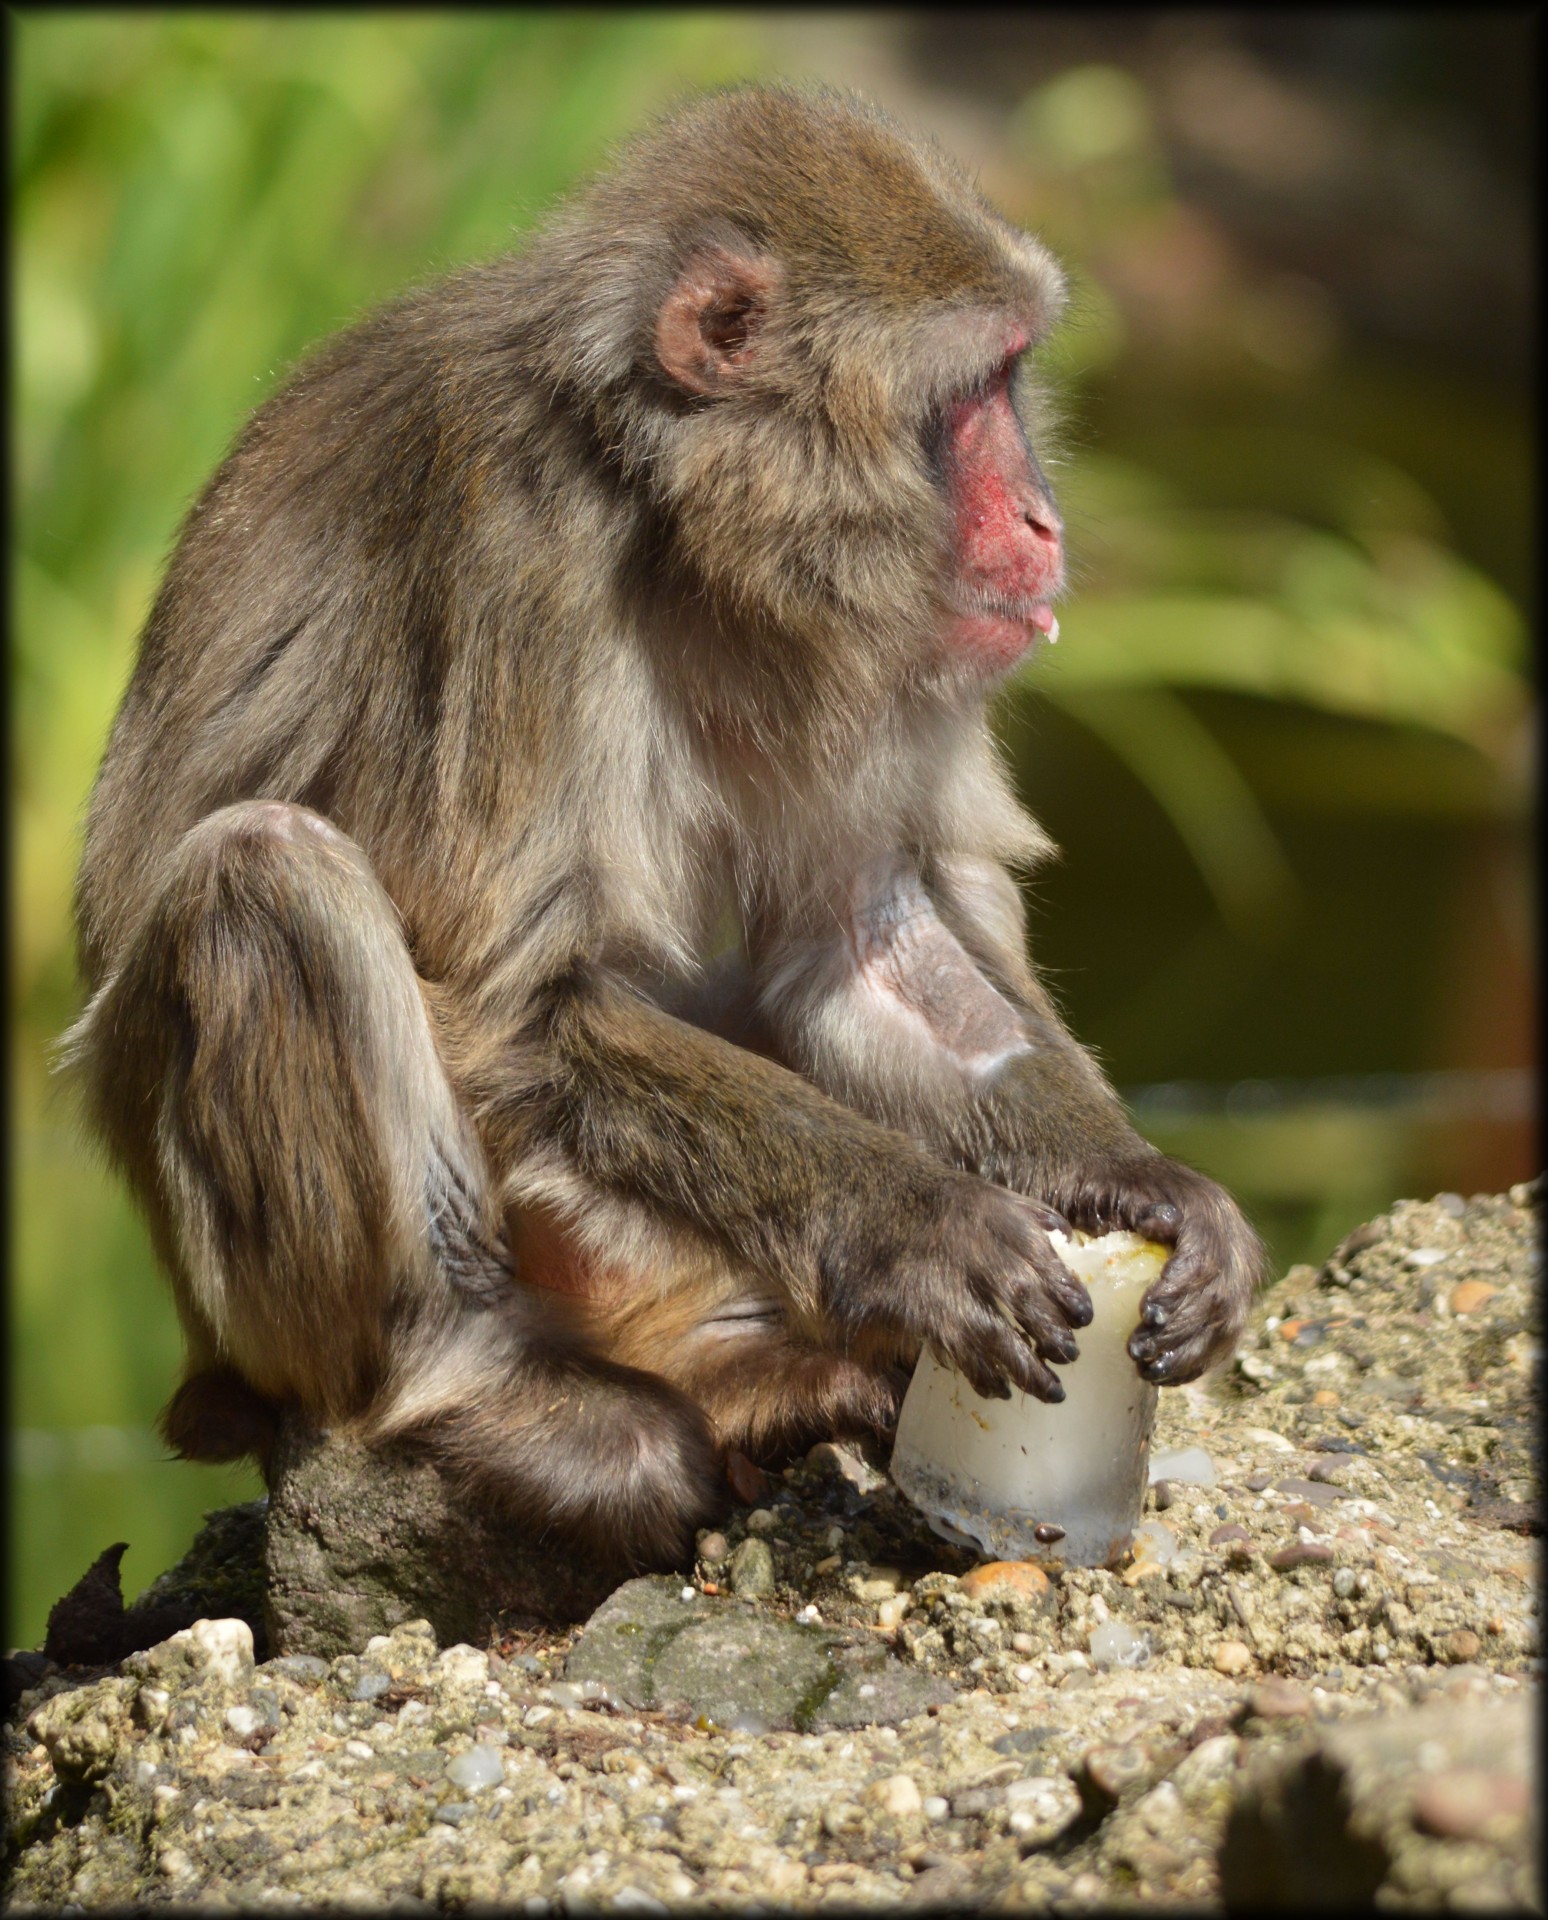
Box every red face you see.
[941,347,1063,675]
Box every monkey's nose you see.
[1023,499,1062,544]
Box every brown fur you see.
[66,86,1260,1574]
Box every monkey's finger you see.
[1134,1230,1217,1314]
[1037,1258,1094,1329]
[976,1324,1067,1404]
[1130,1318,1233,1385]
[1015,1197,1074,1239]
[1127,1197,1184,1244]
[993,1270,1083,1362]
[989,1204,1092,1327]
[1130,1261,1244,1378]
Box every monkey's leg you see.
[472,967,1088,1406]
[70,801,724,1566]
[589,1268,907,1462]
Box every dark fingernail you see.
[1148,1203,1180,1229]
[1142,1301,1169,1329]
[1066,1292,1094,1327]
[1043,1378,1066,1404]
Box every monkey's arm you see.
[754,855,1262,1383]
[482,967,1091,1404]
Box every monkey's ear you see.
[654,245,782,396]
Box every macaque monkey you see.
[68,87,1262,1571]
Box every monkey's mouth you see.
[1027,603,1061,645]
[946,594,1061,673]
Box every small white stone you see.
[187,1618,255,1689]
[1089,1620,1152,1669]
[1148,1446,1217,1488]
[224,1705,263,1739]
[795,1604,821,1624]
[922,1794,950,1821]
[364,1635,391,1654]
[436,1645,490,1688]
[747,1508,779,1533]
[343,1739,374,1760]
[447,1744,506,1792]
[680,1586,697,1602]
[866,1772,922,1818]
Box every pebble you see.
[959,1562,1052,1605]
[434,1800,474,1826]
[864,1772,922,1819]
[1413,1769,1529,1840]
[1130,1519,1179,1565]
[875,1596,909,1631]
[746,1508,778,1534]
[1440,1629,1482,1663]
[1244,1471,1274,1493]
[1148,1445,1217,1486]
[1082,1742,1155,1798]
[436,1646,490,1688]
[849,1567,903,1601]
[1088,1621,1151,1669]
[697,1532,729,1564]
[1274,1476,1340,1508]
[223,1706,264,1738]
[1245,1680,1311,1720]
[447,1744,506,1791]
[1207,1524,1251,1549]
[922,1795,949,1821]
[350,1669,392,1701]
[1212,1640,1253,1676]
[728,1537,775,1598]
[1268,1541,1334,1571]
[1451,1280,1498,1314]
[1010,1632,1036,1654]
[1004,1774,1081,1843]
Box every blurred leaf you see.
[1049,684,1298,939]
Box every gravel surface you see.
[4,1180,1538,1910]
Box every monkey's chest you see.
[845,864,1029,1076]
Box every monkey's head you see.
[532,87,1067,728]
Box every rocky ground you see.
[4,1181,1539,1910]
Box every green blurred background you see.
[11,13,1535,1649]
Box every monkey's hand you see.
[825,1174,1094,1405]
[1054,1154,1263,1385]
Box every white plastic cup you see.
[890,1229,1166,1568]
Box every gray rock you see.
[263,1419,618,1656]
[565,1575,952,1730]
[727,1535,776,1597]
